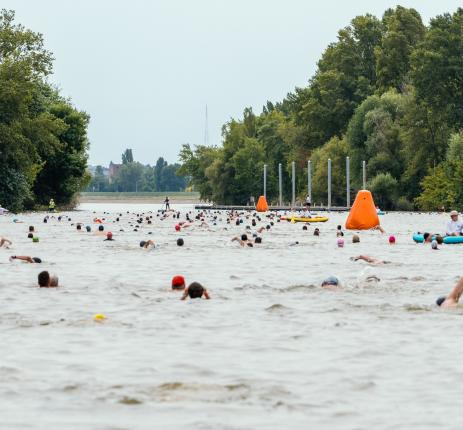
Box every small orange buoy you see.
[256,196,269,212]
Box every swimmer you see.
[181,282,210,300]
[372,225,386,234]
[171,275,186,291]
[0,237,12,248]
[351,255,390,265]
[140,240,155,249]
[352,234,360,243]
[388,235,396,244]
[10,256,42,263]
[423,232,432,243]
[103,232,114,241]
[177,238,184,247]
[232,234,253,247]
[436,277,463,308]
[314,228,320,236]
[321,276,340,290]
[38,270,58,288]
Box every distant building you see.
[108,161,122,183]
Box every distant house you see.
[108,161,122,183]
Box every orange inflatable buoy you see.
[256,195,269,212]
[345,190,380,230]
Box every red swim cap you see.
[175,224,181,231]
[107,232,113,239]
[389,235,396,243]
[171,275,185,288]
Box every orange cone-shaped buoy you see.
[345,190,380,230]
[256,195,269,212]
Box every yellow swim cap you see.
[94,313,106,321]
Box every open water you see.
[1,204,462,430]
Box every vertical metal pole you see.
[362,160,366,189]
[346,156,350,208]
[278,163,282,206]
[263,164,267,198]
[307,160,312,204]
[291,161,296,208]
[327,158,332,210]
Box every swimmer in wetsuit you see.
[436,277,463,308]
[140,239,155,249]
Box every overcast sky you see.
[5,0,462,165]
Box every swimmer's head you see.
[38,270,50,287]
[77,224,82,230]
[241,234,248,241]
[352,234,360,243]
[337,225,342,231]
[431,240,438,250]
[175,224,181,232]
[322,276,339,287]
[98,225,104,231]
[86,226,91,232]
[27,233,33,239]
[302,225,308,230]
[255,237,262,244]
[187,282,205,298]
[32,237,39,243]
[106,232,113,239]
[435,235,444,245]
[423,232,430,241]
[337,238,344,248]
[388,235,396,244]
[50,275,59,287]
[171,275,185,290]
[139,240,146,247]
[177,238,184,246]
[32,257,42,263]
[436,296,446,306]
[29,226,34,232]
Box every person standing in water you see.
[164,196,170,210]
[48,199,56,212]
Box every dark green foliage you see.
[179,7,463,210]
[0,9,90,211]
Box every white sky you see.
[4,0,462,165]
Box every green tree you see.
[122,148,133,164]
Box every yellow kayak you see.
[281,216,329,223]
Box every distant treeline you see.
[179,7,463,210]
[0,10,90,212]
[86,149,188,192]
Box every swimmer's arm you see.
[180,288,189,300]
[257,227,265,233]
[203,289,211,300]
[447,277,463,303]
[231,237,244,246]
[12,256,34,263]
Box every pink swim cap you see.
[389,235,396,244]
[337,238,344,247]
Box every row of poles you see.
[263,158,367,209]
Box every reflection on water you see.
[1,205,462,429]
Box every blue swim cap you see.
[322,276,339,286]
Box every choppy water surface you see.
[1,204,463,430]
